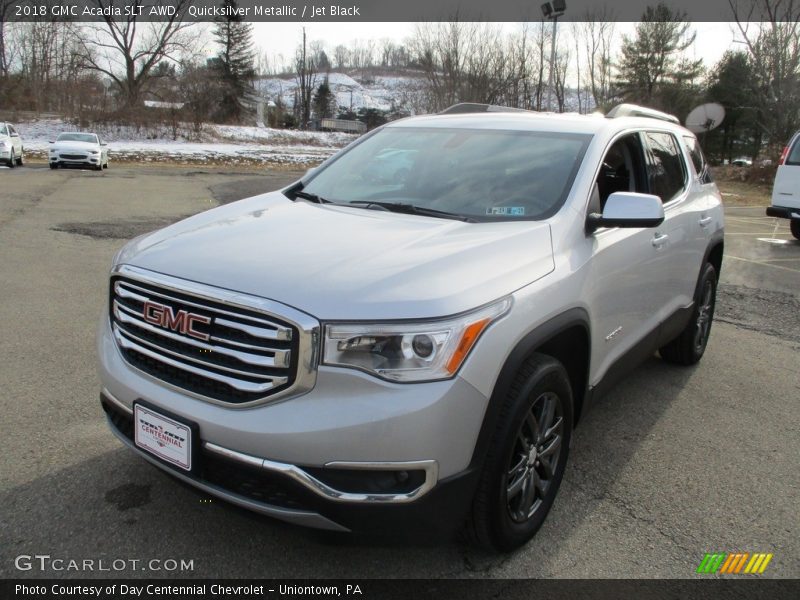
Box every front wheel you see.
[8,149,15,168]
[791,219,800,240]
[16,150,23,166]
[468,354,573,552]
[660,262,717,365]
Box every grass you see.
[713,166,772,207]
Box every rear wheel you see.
[8,149,15,168]
[660,262,717,365]
[468,354,573,552]
[16,150,23,166]
[791,219,800,240]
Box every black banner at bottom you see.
[2,579,800,600]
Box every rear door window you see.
[645,132,687,203]
[683,136,713,183]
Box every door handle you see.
[699,216,713,227]
[652,233,669,247]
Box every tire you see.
[16,150,23,166]
[50,162,58,170]
[468,353,573,552]
[8,149,15,168]
[94,163,103,171]
[659,262,717,365]
[791,219,800,241]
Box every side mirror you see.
[101,142,107,147]
[587,192,664,232]
[49,141,55,144]
[11,132,19,138]
[303,166,317,179]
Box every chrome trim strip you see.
[113,301,289,369]
[214,317,291,342]
[107,422,349,532]
[111,265,320,408]
[101,388,132,415]
[113,327,286,393]
[114,322,285,382]
[116,280,292,339]
[204,442,439,504]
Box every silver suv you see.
[98,103,724,551]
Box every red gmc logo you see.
[142,300,211,341]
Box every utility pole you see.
[541,1,567,112]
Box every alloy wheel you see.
[505,391,564,523]
[694,279,714,352]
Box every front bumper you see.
[98,312,489,533]
[766,205,800,220]
[51,154,100,165]
[101,391,480,535]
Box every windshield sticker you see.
[486,207,526,216]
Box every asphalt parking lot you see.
[1,165,798,579]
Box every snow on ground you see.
[15,119,353,166]
[256,71,425,113]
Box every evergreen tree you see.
[706,51,759,163]
[615,2,702,111]
[312,77,336,119]
[212,0,256,123]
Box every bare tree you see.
[78,0,198,110]
[0,0,13,78]
[729,0,800,148]
[333,44,350,69]
[577,9,617,110]
[294,28,318,128]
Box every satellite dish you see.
[685,103,725,134]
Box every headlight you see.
[323,298,511,382]
[0,141,7,148]
[90,150,99,154]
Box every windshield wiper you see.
[293,190,331,204]
[348,201,476,223]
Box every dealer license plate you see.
[134,404,193,471]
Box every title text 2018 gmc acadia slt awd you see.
[98,103,724,551]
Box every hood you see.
[117,192,555,320]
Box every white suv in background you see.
[0,122,23,168]
[768,131,800,239]
[98,103,724,551]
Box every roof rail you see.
[440,103,532,115]
[606,103,680,125]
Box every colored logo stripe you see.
[697,553,773,574]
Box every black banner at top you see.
[5,0,799,22]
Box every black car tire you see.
[791,219,800,240]
[660,262,718,365]
[468,353,573,552]
[8,149,15,168]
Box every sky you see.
[245,22,745,74]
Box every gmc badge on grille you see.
[142,300,211,341]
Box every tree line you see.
[0,0,798,162]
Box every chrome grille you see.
[110,267,319,406]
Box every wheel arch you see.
[468,308,591,471]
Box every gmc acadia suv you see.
[98,103,724,551]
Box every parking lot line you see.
[724,254,800,273]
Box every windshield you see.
[57,133,98,143]
[302,127,591,220]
